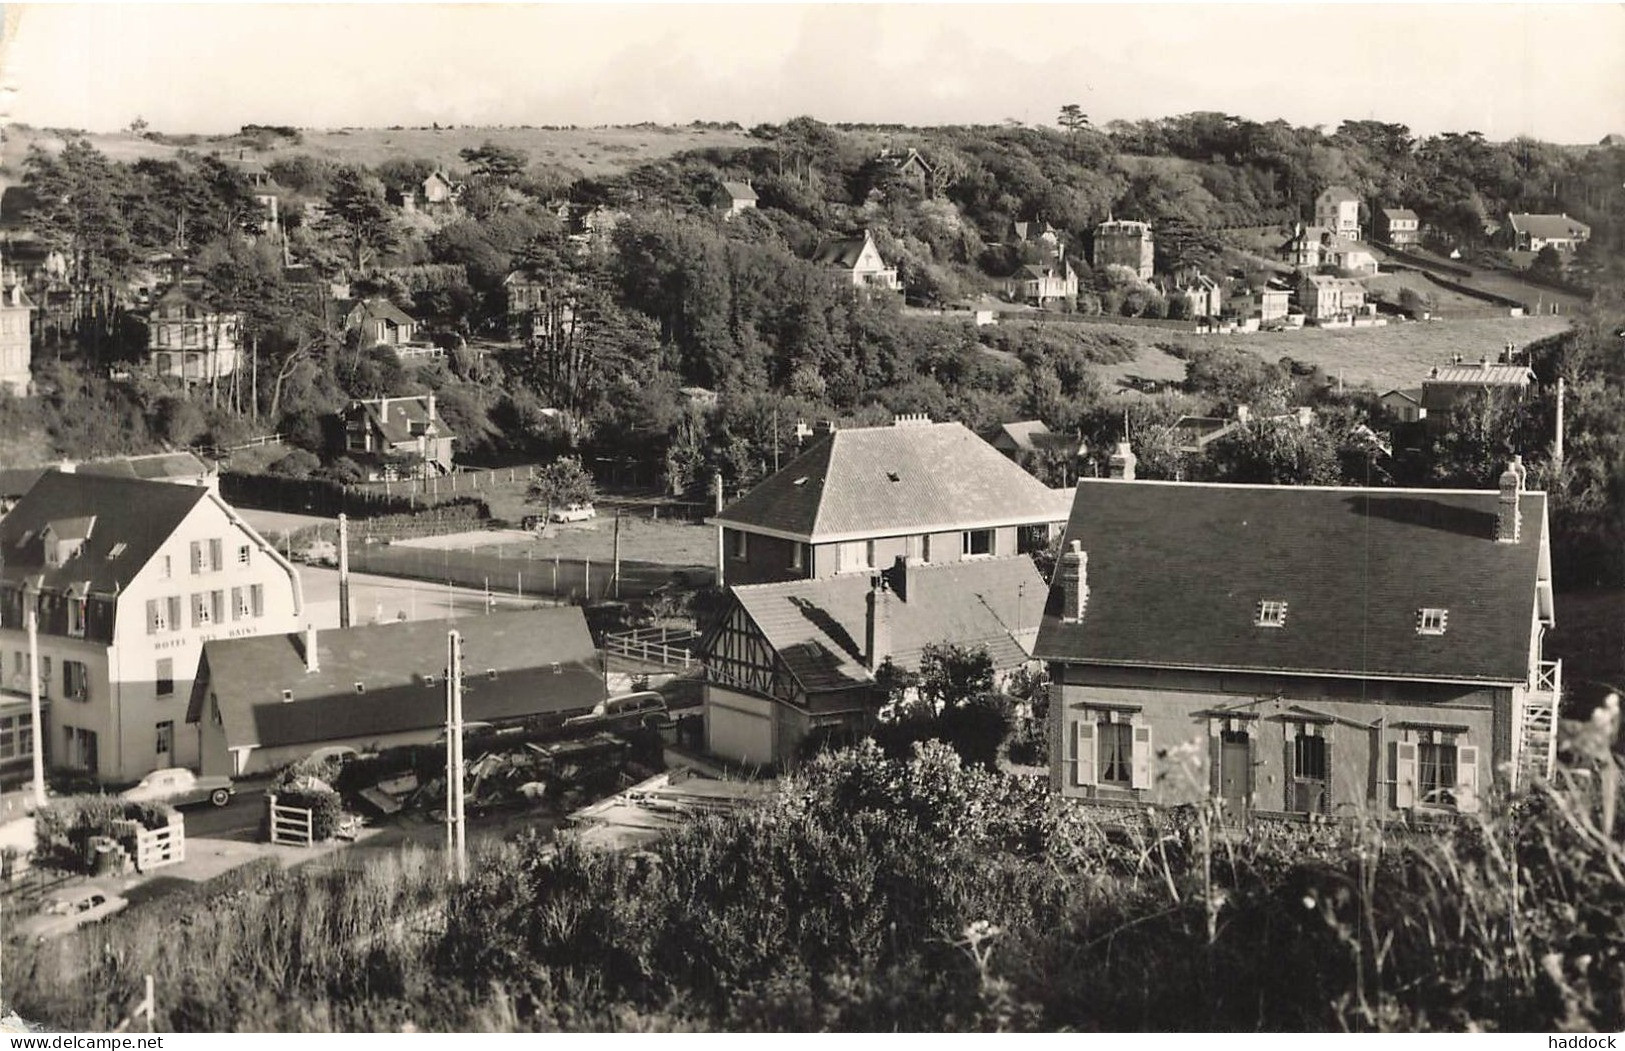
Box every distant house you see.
[1171,405,1314,454]
[1009,219,1063,256]
[709,417,1070,587]
[1379,388,1427,424]
[1323,237,1379,276]
[146,282,244,386]
[1255,287,1292,322]
[1375,208,1422,247]
[1421,359,1535,420]
[1006,259,1078,308]
[225,155,281,237]
[1093,219,1154,280]
[1037,464,1561,817]
[1314,185,1362,240]
[1166,271,1222,318]
[338,297,419,347]
[888,148,934,196]
[1506,213,1591,253]
[188,608,605,777]
[0,277,35,396]
[990,420,1055,458]
[339,394,456,479]
[1280,224,1332,269]
[1298,274,1370,322]
[718,181,758,219]
[421,171,461,212]
[76,452,217,489]
[699,555,1046,768]
[812,229,900,292]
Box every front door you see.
[155,721,174,770]
[1220,731,1251,811]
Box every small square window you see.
[354,682,366,694]
[423,674,438,688]
[1417,608,1449,635]
[1255,600,1288,628]
[281,689,294,702]
[486,668,498,681]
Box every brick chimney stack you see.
[1496,457,1524,543]
[1108,441,1137,480]
[1059,541,1088,622]
[890,554,913,603]
[865,575,892,671]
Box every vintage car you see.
[11,884,129,942]
[549,502,596,523]
[120,767,235,808]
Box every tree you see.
[458,142,529,183]
[525,455,596,521]
[1529,244,1565,283]
[1058,104,1090,136]
[322,166,399,272]
[916,643,996,715]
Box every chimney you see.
[890,554,913,603]
[1059,541,1088,623]
[816,419,838,437]
[426,391,436,423]
[338,514,351,630]
[303,624,320,673]
[1108,441,1137,480]
[379,396,391,421]
[864,576,892,671]
[1236,404,1252,426]
[1496,459,1523,543]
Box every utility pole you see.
[445,630,467,883]
[337,513,351,629]
[1554,375,1566,464]
[25,582,45,809]
[714,471,725,586]
[612,512,622,599]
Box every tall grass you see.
[3,742,1621,1031]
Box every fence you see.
[346,544,714,603]
[132,820,185,872]
[605,627,698,669]
[221,471,492,520]
[268,796,316,847]
[348,464,533,500]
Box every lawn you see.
[395,515,715,568]
[1087,314,1574,394]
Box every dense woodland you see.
[4,115,1625,585]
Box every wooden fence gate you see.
[267,796,316,847]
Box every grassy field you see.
[396,515,715,568]
[1087,314,1574,394]
[0,123,755,181]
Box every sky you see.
[1,3,1623,143]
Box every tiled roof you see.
[1318,185,1360,203]
[349,396,454,446]
[1034,480,1547,684]
[713,421,1070,541]
[728,556,1047,695]
[0,472,209,594]
[187,608,605,747]
[811,231,876,269]
[76,452,214,482]
[1382,208,1420,222]
[721,181,757,202]
[1381,388,1424,404]
[1302,274,1366,291]
[996,420,1052,452]
[1424,363,1534,386]
[344,297,416,329]
[1507,213,1591,240]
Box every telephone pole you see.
[25,583,45,809]
[445,630,467,883]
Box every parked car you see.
[563,691,667,728]
[120,767,235,808]
[11,884,129,942]
[296,539,338,567]
[549,502,596,523]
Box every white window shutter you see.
[1130,724,1153,790]
[1394,741,1418,809]
[146,599,159,635]
[1456,745,1479,813]
[1074,719,1096,788]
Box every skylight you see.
[108,542,127,559]
[1417,608,1449,636]
[1255,600,1288,628]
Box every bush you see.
[34,795,179,869]
[271,767,345,841]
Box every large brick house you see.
[700,554,1046,768]
[709,417,1071,587]
[1037,462,1559,820]
[0,473,304,782]
[1092,219,1154,280]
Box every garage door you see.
[707,688,775,767]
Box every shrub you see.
[33,796,179,868]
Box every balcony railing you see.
[1534,658,1562,695]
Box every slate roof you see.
[1382,208,1420,222]
[342,297,416,329]
[347,395,453,446]
[1381,388,1424,404]
[1507,213,1591,241]
[187,608,606,747]
[0,472,209,594]
[1424,363,1534,387]
[712,421,1071,542]
[1096,219,1152,236]
[811,231,876,269]
[1034,479,1548,684]
[1318,185,1360,204]
[995,420,1052,452]
[728,556,1047,695]
[721,181,758,202]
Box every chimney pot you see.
[1496,461,1523,543]
[303,624,320,673]
[864,575,892,671]
[1108,441,1137,480]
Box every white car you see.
[11,884,129,942]
[549,502,596,523]
[121,767,234,808]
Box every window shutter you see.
[1245,735,1257,803]
[211,590,224,625]
[1321,738,1334,814]
[167,597,182,631]
[190,594,201,627]
[1455,745,1479,814]
[1130,724,1153,790]
[190,541,203,574]
[1284,734,1297,810]
[1209,732,1222,797]
[1073,719,1096,788]
[251,584,264,617]
[1393,741,1418,809]
[146,599,159,635]
[209,539,223,572]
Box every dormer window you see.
[280,689,294,702]
[1255,600,1288,628]
[1417,608,1449,636]
[354,682,366,694]
[423,674,437,688]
